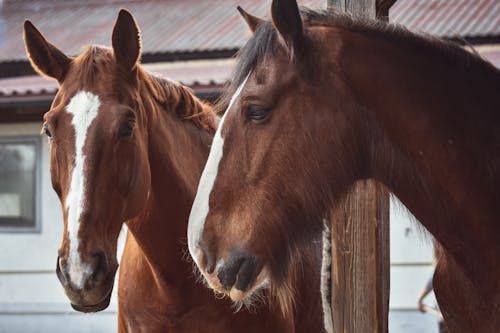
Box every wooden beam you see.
[327,0,397,18]
[376,0,398,18]
[327,0,375,17]
[330,180,390,333]
[326,1,393,332]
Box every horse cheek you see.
[126,146,151,217]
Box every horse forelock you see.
[215,21,277,116]
[72,46,116,90]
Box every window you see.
[0,137,41,232]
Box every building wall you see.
[390,197,436,309]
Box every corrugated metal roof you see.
[1,0,498,63]
[390,0,500,38]
[0,58,235,100]
[0,0,324,62]
[2,46,499,101]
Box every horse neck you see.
[332,27,500,264]
[127,74,214,279]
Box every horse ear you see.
[237,6,265,32]
[112,9,141,71]
[23,20,71,82]
[271,0,304,56]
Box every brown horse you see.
[188,0,500,332]
[23,9,328,333]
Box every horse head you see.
[188,0,359,314]
[24,10,151,312]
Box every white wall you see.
[389,196,437,310]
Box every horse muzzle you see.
[195,246,270,302]
[56,252,117,312]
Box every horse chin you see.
[229,288,251,302]
[70,288,113,313]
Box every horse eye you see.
[42,124,53,140]
[247,105,270,122]
[119,122,135,138]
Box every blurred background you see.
[0,0,498,332]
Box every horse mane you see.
[73,45,216,133]
[139,71,217,133]
[217,7,496,115]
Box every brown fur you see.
[195,1,500,332]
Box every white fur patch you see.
[321,220,334,333]
[64,91,100,289]
[187,73,251,266]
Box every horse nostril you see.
[234,255,259,292]
[218,256,244,290]
[217,252,260,292]
[90,251,108,284]
[56,256,68,285]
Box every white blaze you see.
[64,91,100,289]
[188,73,251,265]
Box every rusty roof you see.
[1,0,499,63]
[391,0,500,39]
[0,58,235,102]
[0,0,324,63]
[1,46,499,104]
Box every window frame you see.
[0,136,42,233]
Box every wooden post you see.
[326,1,396,332]
[330,180,390,333]
[327,0,395,17]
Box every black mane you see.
[215,20,278,115]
